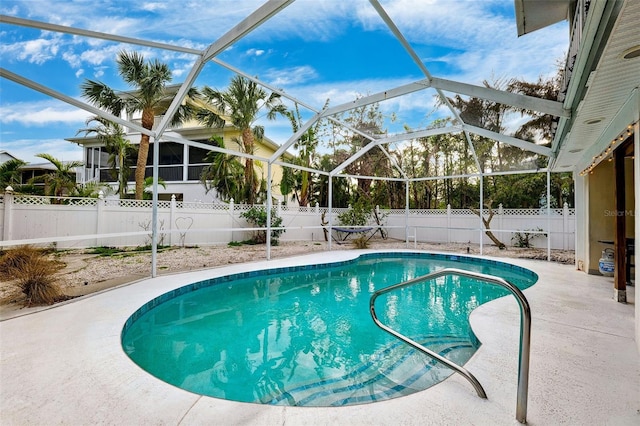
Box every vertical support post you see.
[498,203,504,237]
[151,136,159,278]
[169,194,176,247]
[183,143,189,181]
[405,180,409,247]
[563,202,569,250]
[96,190,105,247]
[3,186,14,242]
[447,203,452,243]
[634,119,640,348]
[266,162,272,260]
[479,175,484,255]
[229,198,234,244]
[614,146,627,302]
[547,170,551,261]
[328,177,333,251]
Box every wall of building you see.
[587,156,635,274]
[588,160,616,273]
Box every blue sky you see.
[0,0,568,164]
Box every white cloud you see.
[141,2,168,12]
[246,48,265,56]
[0,100,89,126]
[0,36,61,65]
[264,65,319,87]
[75,68,84,78]
[1,138,84,165]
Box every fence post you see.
[563,202,569,250]
[3,186,14,242]
[498,203,504,241]
[95,191,105,247]
[315,202,319,215]
[169,194,176,247]
[447,204,451,243]
[229,198,234,243]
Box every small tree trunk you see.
[469,203,506,249]
[242,128,256,204]
[135,109,155,200]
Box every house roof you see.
[514,0,570,36]
[549,0,639,173]
[0,151,20,163]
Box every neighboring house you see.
[1,151,82,192]
[0,151,19,164]
[517,0,639,323]
[67,85,293,202]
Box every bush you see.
[240,207,284,245]
[352,235,370,249]
[0,246,63,306]
[511,228,546,248]
[338,198,372,227]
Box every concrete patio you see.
[0,250,638,425]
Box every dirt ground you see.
[0,239,574,318]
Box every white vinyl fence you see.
[0,192,575,251]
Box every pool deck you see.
[1,250,638,425]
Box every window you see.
[146,142,185,166]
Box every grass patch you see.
[86,246,122,256]
[0,245,64,306]
[228,240,259,247]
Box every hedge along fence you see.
[0,192,575,250]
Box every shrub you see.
[240,207,284,245]
[512,228,546,248]
[337,198,372,227]
[0,246,62,306]
[352,235,370,249]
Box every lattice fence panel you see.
[13,195,51,205]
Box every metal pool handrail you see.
[369,267,531,424]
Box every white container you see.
[598,248,615,277]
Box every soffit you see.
[515,0,570,36]
[552,0,640,172]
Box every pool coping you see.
[1,249,637,425]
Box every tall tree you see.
[77,117,136,199]
[339,100,391,197]
[282,102,325,206]
[81,50,196,200]
[200,139,245,202]
[198,76,286,204]
[29,153,83,200]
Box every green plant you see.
[86,246,122,256]
[337,198,373,227]
[352,235,370,249]
[512,228,546,248]
[240,206,284,245]
[0,245,63,306]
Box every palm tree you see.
[29,153,83,201]
[81,50,197,200]
[77,117,136,199]
[142,176,167,200]
[198,75,286,204]
[200,139,245,202]
[283,102,325,207]
[0,158,26,189]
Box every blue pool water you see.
[121,252,537,406]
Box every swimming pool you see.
[121,252,537,406]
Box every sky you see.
[0,0,569,165]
